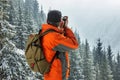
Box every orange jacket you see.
[41,24,78,80]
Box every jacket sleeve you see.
[52,27,79,52]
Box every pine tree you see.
[38,5,46,28]
[96,39,103,65]
[0,0,43,79]
[93,39,113,80]
[0,0,9,21]
[69,31,83,80]
[8,0,20,25]
[24,0,35,33]
[17,0,26,49]
[83,39,95,80]
[0,1,16,79]
[107,45,113,70]
[12,0,27,49]
[112,56,117,80]
[69,49,83,80]
[33,0,39,25]
[8,0,22,25]
[0,0,15,44]
[94,39,103,80]
[100,49,113,80]
[93,47,96,65]
[107,45,114,79]
[79,43,85,80]
[114,52,120,80]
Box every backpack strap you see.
[37,29,58,63]
[50,51,60,64]
[39,29,57,38]
[39,29,59,63]
[26,29,57,54]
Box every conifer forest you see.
[0,0,120,80]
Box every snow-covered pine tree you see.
[93,39,103,80]
[8,0,20,25]
[8,0,16,25]
[107,45,114,77]
[93,39,113,80]
[24,0,35,34]
[24,0,46,31]
[112,56,117,80]
[93,47,96,65]
[107,45,113,67]
[99,49,113,80]
[69,49,82,80]
[0,0,9,21]
[95,39,103,65]
[79,43,85,80]
[33,0,39,26]
[10,0,27,49]
[114,52,120,80]
[0,0,15,47]
[0,0,17,79]
[38,5,46,29]
[0,48,40,80]
[82,39,95,80]
[69,31,83,80]
[16,0,27,49]
[0,0,43,79]
[9,0,46,49]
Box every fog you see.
[38,0,120,53]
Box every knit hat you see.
[47,10,62,23]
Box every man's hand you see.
[59,16,68,28]
[63,16,68,27]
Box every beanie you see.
[47,10,62,23]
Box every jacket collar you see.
[41,24,63,33]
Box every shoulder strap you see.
[39,29,57,38]
[50,52,57,64]
[39,29,58,63]
[32,29,57,43]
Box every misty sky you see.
[37,0,120,54]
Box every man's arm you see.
[52,27,79,52]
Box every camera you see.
[62,16,68,21]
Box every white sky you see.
[37,0,120,53]
[37,0,120,31]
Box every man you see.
[41,10,79,80]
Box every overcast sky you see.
[37,0,120,53]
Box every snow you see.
[5,20,16,28]
[0,46,6,54]
[1,0,119,79]
[15,48,25,55]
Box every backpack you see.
[25,29,56,74]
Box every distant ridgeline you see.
[0,0,120,80]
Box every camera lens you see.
[62,16,68,21]
[63,18,66,21]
